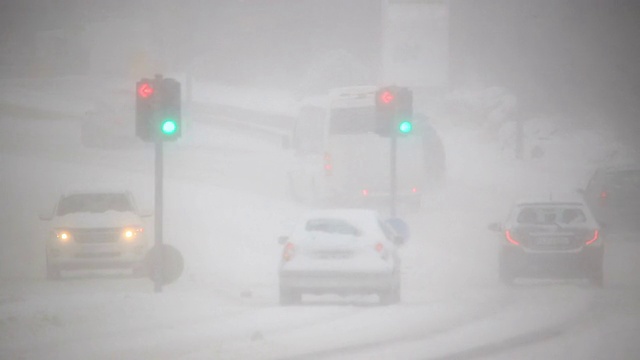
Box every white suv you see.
[40,190,152,279]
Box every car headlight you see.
[55,230,72,243]
[122,227,143,241]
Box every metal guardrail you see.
[189,102,295,144]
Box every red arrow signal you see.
[138,83,154,98]
[380,90,394,104]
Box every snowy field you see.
[1,79,640,359]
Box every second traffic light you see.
[136,77,182,142]
[375,86,413,137]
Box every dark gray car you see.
[490,200,604,287]
[582,165,640,237]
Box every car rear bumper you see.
[500,246,603,278]
[279,270,397,294]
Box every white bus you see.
[287,86,445,208]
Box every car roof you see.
[62,187,131,197]
[515,192,586,206]
[516,201,586,208]
[597,163,640,174]
[298,209,381,230]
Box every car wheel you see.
[279,286,301,306]
[380,276,401,305]
[499,262,515,286]
[589,267,604,288]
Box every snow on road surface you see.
[2,82,640,359]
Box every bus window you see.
[329,106,376,135]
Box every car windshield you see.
[56,193,132,215]
[516,206,587,225]
[330,106,376,135]
[305,218,361,236]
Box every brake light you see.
[324,153,332,176]
[362,189,369,197]
[585,230,599,245]
[412,187,418,193]
[375,242,389,259]
[282,242,295,261]
[505,230,520,245]
[599,191,608,206]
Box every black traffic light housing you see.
[136,78,156,141]
[136,76,182,142]
[375,86,413,137]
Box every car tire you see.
[589,267,604,288]
[279,286,301,306]
[379,276,401,305]
[499,262,515,286]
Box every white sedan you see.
[277,209,406,305]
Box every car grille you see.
[72,228,121,244]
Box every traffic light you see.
[395,87,413,135]
[375,87,397,137]
[157,78,181,141]
[136,78,156,141]
[135,77,182,142]
[375,86,413,136]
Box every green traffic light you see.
[399,120,412,134]
[161,119,178,135]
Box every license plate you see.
[82,244,116,253]
[535,237,570,246]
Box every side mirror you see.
[385,218,410,242]
[392,235,406,247]
[488,222,502,232]
[38,210,53,221]
[278,236,289,245]
[138,209,154,218]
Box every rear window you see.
[57,193,132,216]
[602,170,640,190]
[305,218,361,236]
[329,106,376,135]
[516,206,587,225]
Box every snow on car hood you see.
[50,210,143,229]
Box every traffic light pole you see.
[390,131,398,217]
[154,140,164,293]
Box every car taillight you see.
[585,230,599,245]
[324,153,332,176]
[505,230,520,246]
[599,191,608,206]
[375,242,388,259]
[282,242,295,261]
[361,189,369,197]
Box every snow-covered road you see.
[2,90,640,359]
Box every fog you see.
[1,1,640,359]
